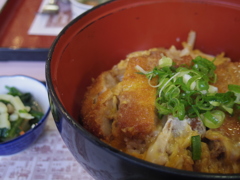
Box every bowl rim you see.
[46,0,240,178]
[0,75,50,145]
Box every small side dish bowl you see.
[0,75,50,155]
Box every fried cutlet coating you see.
[214,61,240,93]
[81,48,197,150]
[80,39,240,172]
[81,49,164,149]
[112,52,160,144]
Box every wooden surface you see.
[0,0,56,48]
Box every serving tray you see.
[0,0,55,61]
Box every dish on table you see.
[81,31,240,173]
[0,75,50,155]
[46,0,240,179]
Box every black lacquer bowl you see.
[46,0,240,179]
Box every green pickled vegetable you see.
[0,86,43,143]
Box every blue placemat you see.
[0,48,49,61]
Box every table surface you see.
[0,0,56,49]
[0,1,94,179]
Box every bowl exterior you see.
[47,0,240,179]
[0,118,47,155]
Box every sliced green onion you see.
[136,55,240,130]
[202,110,225,128]
[173,102,185,120]
[186,75,200,90]
[187,104,201,118]
[221,105,233,114]
[228,84,240,93]
[196,79,209,91]
[164,84,180,100]
[228,84,240,104]
[209,101,220,106]
[193,56,216,73]
[183,74,192,84]
[155,102,171,115]
[192,56,216,82]
[195,96,213,111]
[208,85,218,94]
[234,93,240,104]
[135,65,149,74]
[191,135,201,160]
[158,72,181,98]
[158,56,172,68]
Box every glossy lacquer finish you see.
[46,0,240,179]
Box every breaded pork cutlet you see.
[80,31,240,173]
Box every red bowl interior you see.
[49,0,240,121]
